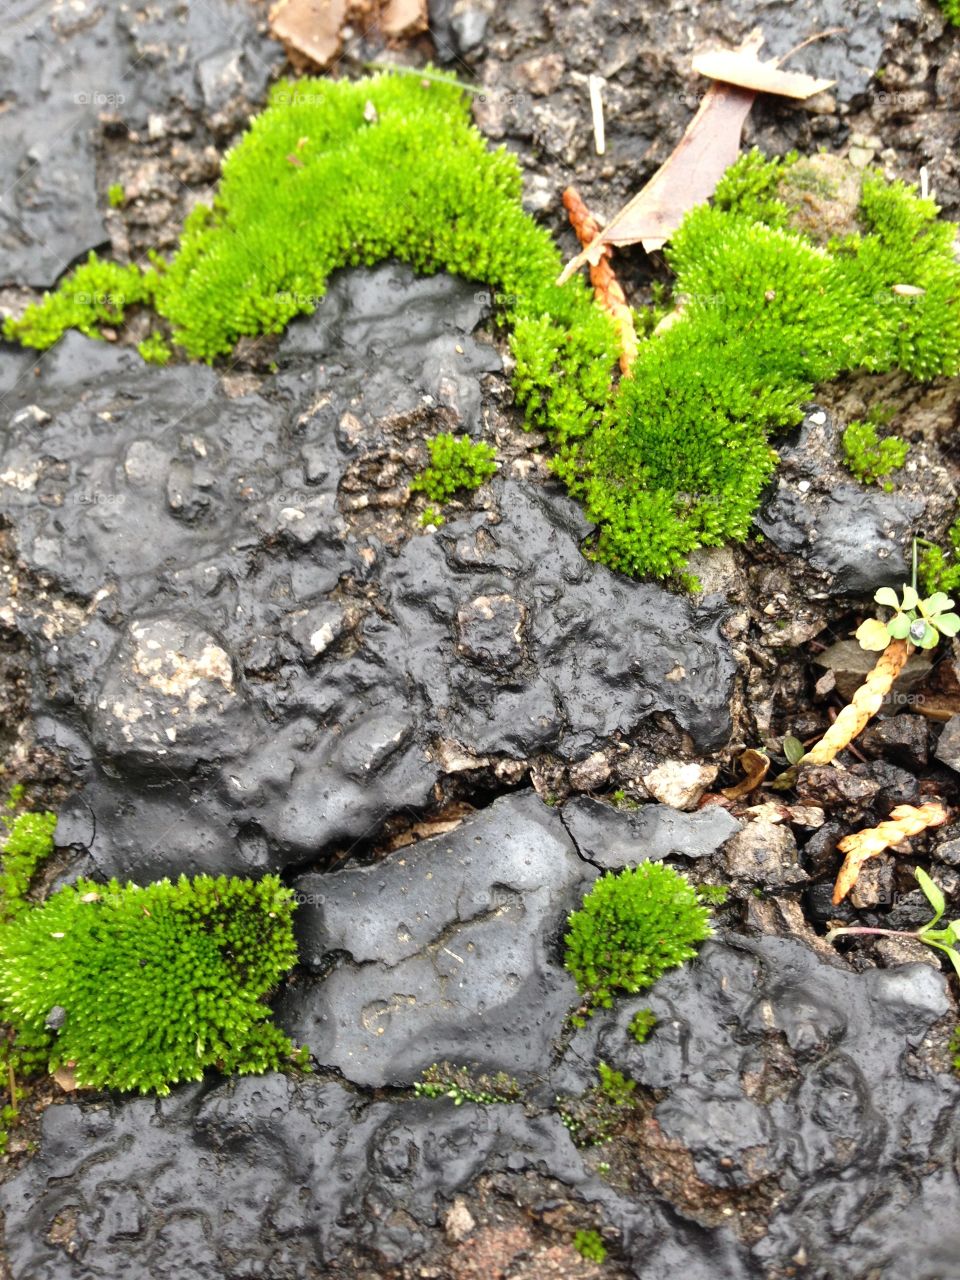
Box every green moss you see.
[565,862,712,1018]
[107,182,126,208]
[842,418,909,488]
[0,872,303,1095]
[920,515,960,596]
[627,1007,657,1043]
[4,79,958,585]
[138,332,173,365]
[413,1061,522,1105]
[411,433,497,502]
[694,882,730,907]
[0,787,57,923]
[940,0,960,25]
[573,1228,607,1263]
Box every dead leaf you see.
[53,1065,79,1093]
[691,47,835,100]
[832,801,948,905]
[557,78,756,281]
[562,186,638,373]
[558,28,837,280]
[721,748,770,800]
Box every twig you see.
[562,187,638,375]
[588,75,606,155]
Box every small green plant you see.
[558,1062,639,1146]
[0,873,303,1095]
[418,504,446,528]
[842,418,909,490]
[856,583,960,652]
[694,883,730,907]
[410,434,497,503]
[939,0,960,26]
[827,867,960,978]
[138,332,173,365]
[919,521,960,598]
[413,1061,522,1105]
[0,787,57,922]
[627,1007,657,1043]
[107,182,126,208]
[565,862,712,1022]
[610,788,638,810]
[573,1228,607,1263]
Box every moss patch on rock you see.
[5,74,958,585]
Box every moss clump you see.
[4,76,958,585]
[627,1007,657,1043]
[842,417,909,489]
[571,154,960,581]
[107,182,126,208]
[921,515,960,597]
[940,0,960,25]
[138,332,173,365]
[573,1228,607,1263]
[565,863,711,1018]
[413,1061,522,1105]
[0,787,57,923]
[411,433,497,502]
[0,873,303,1095]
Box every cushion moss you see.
[0,871,303,1095]
[4,73,958,585]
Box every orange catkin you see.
[562,186,638,375]
[802,639,912,766]
[832,802,949,904]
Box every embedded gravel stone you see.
[277,792,595,1086]
[561,796,741,869]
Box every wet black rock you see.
[934,715,960,774]
[0,1,281,286]
[277,792,594,1086]
[848,759,920,813]
[860,714,930,772]
[757,409,923,596]
[560,795,741,869]
[1,268,735,882]
[795,764,882,818]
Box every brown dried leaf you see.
[557,78,755,280]
[691,47,835,100]
[53,1065,79,1093]
[722,748,770,800]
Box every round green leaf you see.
[900,585,919,611]
[935,612,960,637]
[887,614,912,640]
[874,586,900,609]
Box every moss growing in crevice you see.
[4,74,958,585]
[0,804,306,1099]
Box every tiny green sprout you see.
[628,1007,657,1043]
[573,1228,607,1264]
[596,1061,636,1105]
[858,584,960,652]
[827,867,960,979]
[107,182,126,208]
[782,735,806,766]
[418,504,445,529]
[694,883,730,907]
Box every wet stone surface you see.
[4,930,959,1279]
[2,1,960,1277]
[1,265,736,884]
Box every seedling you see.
[804,543,959,765]
[827,867,960,979]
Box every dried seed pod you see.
[803,639,912,766]
[832,801,949,904]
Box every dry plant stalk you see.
[802,639,912,765]
[832,802,949,904]
[562,186,638,374]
